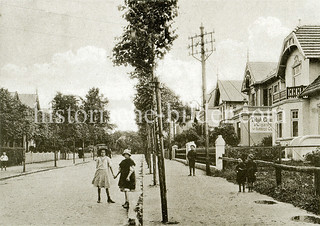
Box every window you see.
[268,88,272,106]
[277,112,283,138]
[251,93,256,106]
[291,110,299,137]
[292,55,301,86]
[274,84,279,93]
[237,122,241,140]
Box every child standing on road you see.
[92,149,115,203]
[114,149,136,209]
[246,154,257,192]
[187,145,197,176]
[0,152,9,171]
[236,158,246,192]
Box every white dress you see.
[92,156,112,188]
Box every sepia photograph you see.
[1,0,320,225]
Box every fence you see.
[0,146,93,167]
[220,146,320,214]
[174,147,216,165]
[220,156,320,193]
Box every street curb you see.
[0,160,92,181]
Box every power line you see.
[0,2,126,26]
[0,25,113,45]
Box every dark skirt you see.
[247,173,256,183]
[118,172,136,191]
[236,171,246,184]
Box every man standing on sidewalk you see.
[187,145,197,176]
[0,152,9,171]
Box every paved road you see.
[144,159,320,225]
[0,155,142,225]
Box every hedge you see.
[225,146,284,161]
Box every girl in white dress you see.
[92,149,115,203]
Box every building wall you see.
[309,59,320,83]
[234,111,272,146]
[309,96,320,135]
[273,100,307,144]
[284,49,309,87]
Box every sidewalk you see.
[0,157,92,180]
[143,159,319,225]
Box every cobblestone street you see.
[0,155,142,226]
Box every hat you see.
[122,149,131,156]
[248,154,254,160]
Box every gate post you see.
[215,135,225,170]
[172,145,178,159]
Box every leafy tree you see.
[113,0,178,77]
[259,135,272,147]
[82,87,114,145]
[51,92,79,150]
[173,128,202,148]
[0,88,33,146]
[113,0,179,145]
[109,131,144,154]
[209,125,239,147]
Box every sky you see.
[1,0,320,131]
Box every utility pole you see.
[151,124,157,185]
[54,126,57,167]
[23,135,27,172]
[153,76,168,223]
[73,139,75,164]
[168,121,172,160]
[189,24,215,176]
[82,139,85,162]
[145,124,152,174]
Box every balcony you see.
[273,85,307,104]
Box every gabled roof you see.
[247,62,278,84]
[209,80,246,107]
[18,94,39,109]
[9,92,40,109]
[299,75,320,97]
[277,25,320,78]
[241,62,277,92]
[295,25,320,58]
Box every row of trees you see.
[0,87,145,155]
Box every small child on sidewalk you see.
[246,154,257,192]
[0,152,9,171]
[187,145,197,176]
[236,158,246,192]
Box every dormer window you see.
[292,55,301,86]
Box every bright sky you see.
[1,0,320,131]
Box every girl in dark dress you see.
[236,158,246,192]
[246,154,257,192]
[114,149,136,209]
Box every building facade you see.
[206,79,247,129]
[272,25,320,146]
[234,25,320,150]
